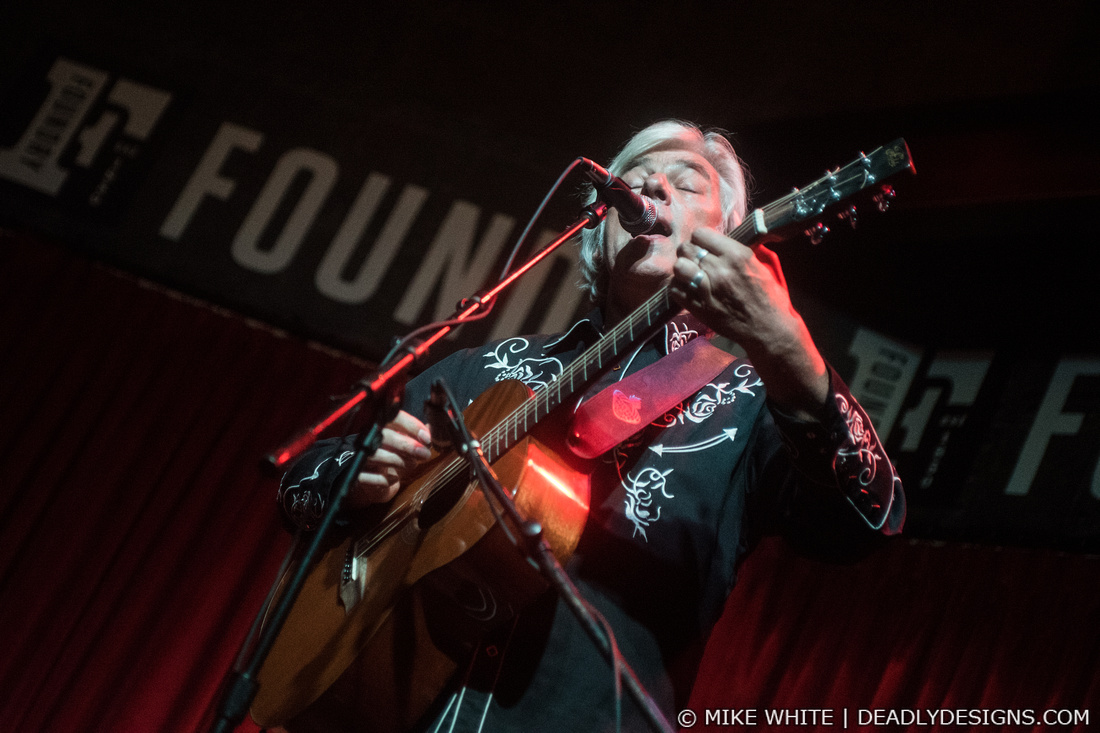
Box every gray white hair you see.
[576,119,749,304]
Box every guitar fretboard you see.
[471,139,916,464]
[480,285,676,463]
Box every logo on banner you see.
[0,55,174,216]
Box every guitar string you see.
[344,158,887,562]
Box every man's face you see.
[604,144,725,316]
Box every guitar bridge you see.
[339,544,368,613]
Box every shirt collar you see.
[662,312,714,355]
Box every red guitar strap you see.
[567,335,736,459]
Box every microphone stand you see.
[207,202,611,733]
[430,379,674,733]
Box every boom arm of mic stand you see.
[264,200,608,472]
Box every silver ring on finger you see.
[694,246,709,264]
[689,270,705,290]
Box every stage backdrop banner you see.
[0,48,592,362]
[2,46,1098,551]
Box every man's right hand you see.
[348,409,433,507]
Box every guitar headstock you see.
[747,139,915,244]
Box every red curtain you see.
[690,539,1100,731]
[0,232,366,731]
[1,231,1097,732]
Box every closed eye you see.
[672,171,704,192]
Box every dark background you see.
[3,1,1099,545]
[2,4,1099,731]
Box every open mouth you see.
[634,215,672,239]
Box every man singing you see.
[274,119,905,732]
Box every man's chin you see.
[626,258,675,284]
[608,268,673,312]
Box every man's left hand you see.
[668,227,830,419]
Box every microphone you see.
[579,158,659,235]
[425,379,458,450]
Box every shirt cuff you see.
[769,365,903,533]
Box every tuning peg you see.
[837,205,858,229]
[804,221,829,245]
[873,184,896,212]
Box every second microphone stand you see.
[429,379,674,733]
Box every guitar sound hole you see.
[418,469,472,529]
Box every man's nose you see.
[641,173,670,202]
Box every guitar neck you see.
[475,176,800,463]
[477,138,914,463]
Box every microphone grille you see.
[619,196,659,235]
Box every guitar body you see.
[252,379,591,729]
